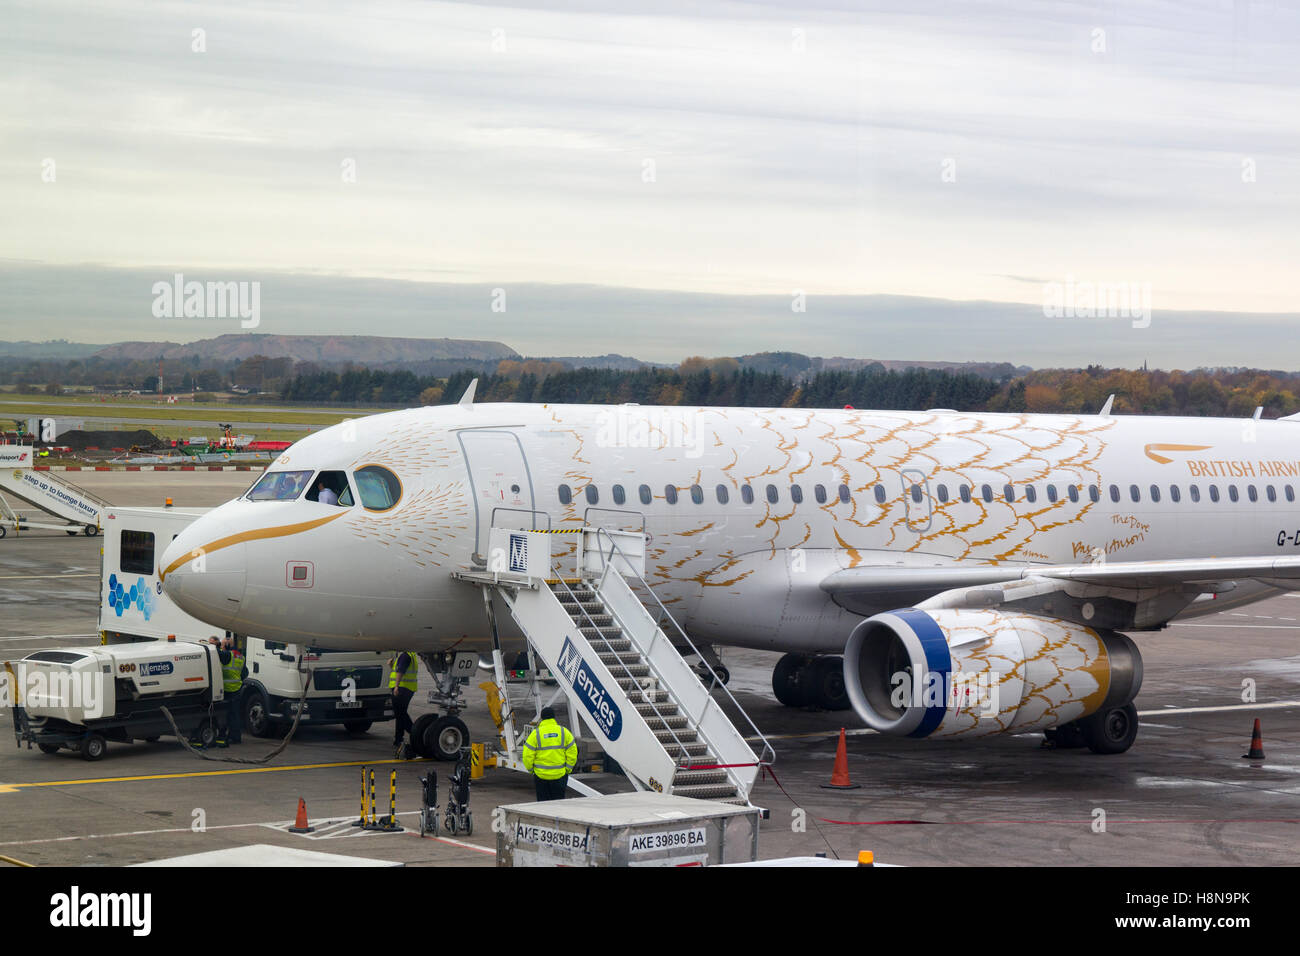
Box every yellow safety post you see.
[470,743,485,779]
[351,765,369,827]
[370,770,404,832]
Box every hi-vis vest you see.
[389,653,418,692]
[222,651,244,693]
[523,718,577,780]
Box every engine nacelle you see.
[843,608,1142,739]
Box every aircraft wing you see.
[820,555,1300,630]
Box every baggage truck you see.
[99,506,394,738]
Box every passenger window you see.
[1003,484,1014,503]
[959,485,971,503]
[1025,485,1037,503]
[305,470,351,506]
[791,485,804,504]
[664,485,678,505]
[585,485,598,505]
[766,485,779,504]
[1248,485,1258,503]
[741,485,754,505]
[837,484,850,504]
[613,485,625,506]
[1047,485,1058,503]
[1109,484,1120,503]
[1149,485,1160,503]
[690,484,704,504]
[874,485,886,504]
[1068,485,1079,503]
[120,530,155,575]
[558,484,572,505]
[937,484,949,504]
[716,484,730,504]
[1190,484,1201,502]
[354,465,402,511]
[814,484,827,504]
[1169,485,1181,503]
[1267,485,1277,503]
[1129,484,1140,503]
[1209,484,1220,502]
[1229,485,1239,503]
[1089,485,1100,503]
[981,484,993,503]
[1287,486,1296,503]
[639,484,652,506]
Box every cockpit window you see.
[306,470,352,507]
[246,470,313,501]
[355,465,402,511]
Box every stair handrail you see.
[590,526,776,771]
[548,573,702,770]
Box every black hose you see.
[160,652,313,765]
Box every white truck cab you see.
[99,506,394,738]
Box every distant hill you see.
[736,351,1026,381]
[0,340,102,359]
[535,354,664,371]
[91,334,520,365]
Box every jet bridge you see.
[0,445,106,538]
[452,518,774,805]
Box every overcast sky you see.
[2,0,1298,364]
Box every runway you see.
[1,472,1298,866]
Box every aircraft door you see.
[456,429,536,564]
[900,467,934,533]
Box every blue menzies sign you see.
[556,637,623,741]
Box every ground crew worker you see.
[389,651,419,759]
[217,636,247,746]
[522,707,577,801]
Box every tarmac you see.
[1,471,1298,866]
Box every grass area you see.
[0,399,355,427]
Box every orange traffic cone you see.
[820,728,861,790]
[1242,719,1266,760]
[288,797,315,833]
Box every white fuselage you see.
[160,403,1300,654]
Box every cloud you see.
[2,0,1298,348]
[2,261,1298,370]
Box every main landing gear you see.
[1042,702,1139,755]
[772,653,851,711]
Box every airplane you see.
[158,389,1300,758]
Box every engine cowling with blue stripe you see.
[842,608,1142,739]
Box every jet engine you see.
[842,608,1142,741]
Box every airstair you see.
[452,516,774,805]
[0,445,107,538]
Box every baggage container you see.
[496,792,759,867]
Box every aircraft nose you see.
[160,521,248,630]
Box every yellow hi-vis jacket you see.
[522,718,577,780]
[389,652,418,692]
[221,651,244,693]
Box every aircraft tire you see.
[809,656,851,710]
[411,714,438,758]
[1081,702,1139,755]
[428,715,469,761]
[772,654,811,707]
